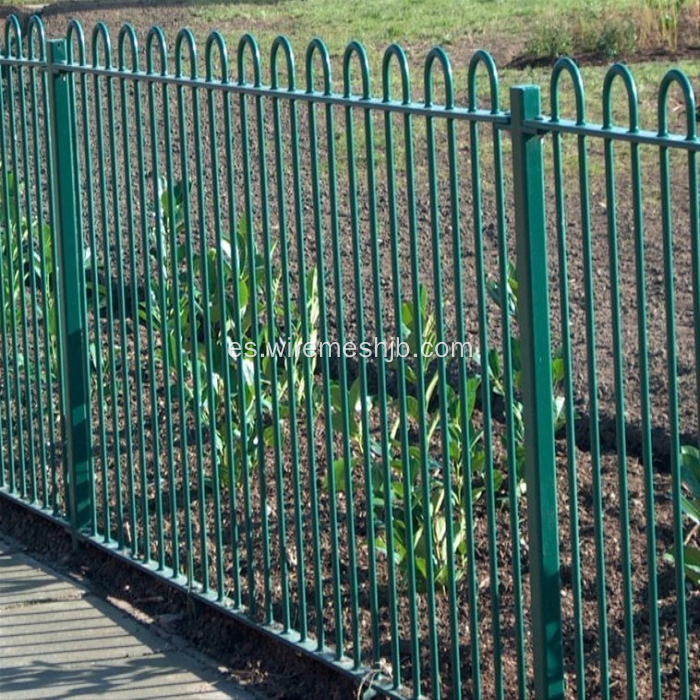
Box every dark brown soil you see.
[0,3,699,700]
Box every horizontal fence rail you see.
[0,13,698,699]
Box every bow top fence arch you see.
[0,13,698,699]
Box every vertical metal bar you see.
[175,34,204,592]
[65,31,96,535]
[164,48,192,580]
[32,22,56,511]
[281,43,323,645]
[47,38,93,534]
[627,124,648,700]
[306,41,342,657]
[510,84,564,700]
[147,28,181,577]
[204,36,228,603]
[69,23,109,542]
[237,35,266,616]
[28,22,50,511]
[103,27,135,551]
[658,69,696,700]
[191,63,218,600]
[251,49,276,623]
[629,118,661,700]
[402,74,440,700]
[343,44,380,664]
[44,36,66,518]
[470,91,503,700]
[549,58,586,699]
[578,125,609,700]
[190,49,215,598]
[271,38,306,637]
[131,64,162,568]
[16,37,41,505]
[216,39,242,607]
[660,137,690,700]
[382,47,420,694]
[115,44,142,558]
[424,50,461,696]
[4,37,27,501]
[129,41,165,571]
[119,32,149,562]
[601,74,636,698]
[323,58,361,668]
[550,96,584,700]
[494,102,527,700]
[258,69,291,626]
[92,28,123,547]
[0,45,16,496]
[362,65,401,687]
[0,43,5,485]
[224,49,254,612]
[685,100,699,700]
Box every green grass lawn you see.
[11,0,639,46]
[185,0,644,55]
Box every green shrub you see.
[525,22,574,60]
[526,10,640,63]
[593,16,638,59]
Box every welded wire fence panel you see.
[0,13,698,700]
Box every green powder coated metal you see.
[549,58,586,700]
[382,45,421,693]
[47,38,93,535]
[470,60,504,700]
[657,68,696,700]
[1,16,699,700]
[28,19,53,511]
[510,84,564,700]
[602,67,637,699]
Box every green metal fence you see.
[0,13,698,699]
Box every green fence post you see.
[510,85,564,699]
[47,39,93,535]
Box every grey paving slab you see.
[0,538,254,699]
[0,549,81,605]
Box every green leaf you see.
[324,457,352,494]
[488,348,502,384]
[681,445,700,496]
[400,300,413,338]
[236,220,249,274]
[553,395,566,432]
[433,515,446,546]
[551,358,565,387]
[466,376,481,421]
[240,357,255,388]
[681,495,700,525]
[404,395,420,422]
[683,545,700,585]
[347,376,370,438]
[418,284,429,318]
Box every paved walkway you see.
[0,536,253,699]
